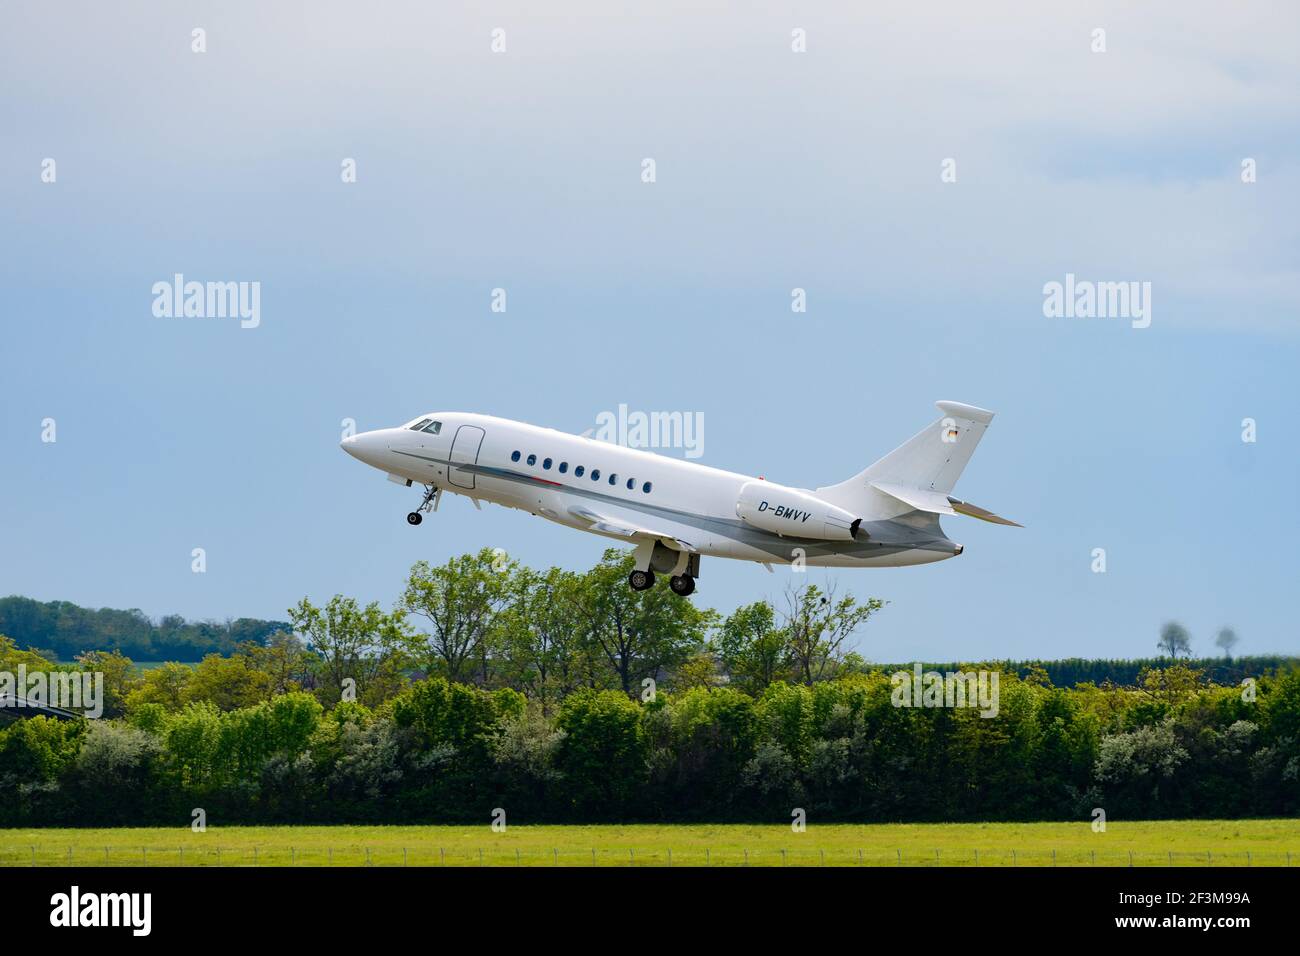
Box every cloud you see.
[3,0,1296,333]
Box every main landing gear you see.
[629,543,700,596]
[407,484,440,526]
[627,568,697,596]
[628,569,655,591]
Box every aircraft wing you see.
[869,481,1022,527]
[567,506,698,551]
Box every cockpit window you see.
[421,420,442,434]
[409,418,434,431]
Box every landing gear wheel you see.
[628,569,655,591]
[669,574,696,596]
[406,512,423,526]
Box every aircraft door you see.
[448,425,485,489]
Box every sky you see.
[2,1,1297,664]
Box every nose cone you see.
[340,430,386,468]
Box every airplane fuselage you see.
[342,412,963,572]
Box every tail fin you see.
[816,401,1020,525]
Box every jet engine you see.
[735,481,863,541]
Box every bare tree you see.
[1214,626,1239,660]
[1156,621,1193,658]
[780,582,884,685]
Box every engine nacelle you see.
[735,481,863,541]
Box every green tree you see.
[389,676,523,816]
[570,550,713,696]
[184,653,276,711]
[555,688,647,817]
[287,595,411,706]
[647,686,758,815]
[0,714,85,782]
[74,650,138,717]
[492,704,566,814]
[400,549,515,685]
[0,634,56,671]
[496,566,586,710]
[243,633,314,697]
[70,722,162,823]
[717,600,791,693]
[217,691,323,783]
[390,676,522,756]
[1095,719,1190,816]
[162,701,224,788]
[672,650,723,692]
[125,662,194,712]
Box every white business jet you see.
[341,401,1019,596]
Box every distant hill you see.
[0,596,292,662]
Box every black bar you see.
[0,865,1284,940]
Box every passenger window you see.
[543,458,552,470]
[527,454,537,466]
[511,451,521,462]
[642,481,652,493]
[626,478,634,490]
[591,469,601,481]
[410,419,433,431]
[575,466,585,477]
[609,473,617,485]
[559,462,568,474]
[421,421,442,434]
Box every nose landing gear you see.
[407,484,440,526]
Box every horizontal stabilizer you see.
[869,481,1021,527]
[948,498,1021,527]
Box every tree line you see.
[876,657,1291,690]
[0,547,1296,826]
[0,596,291,662]
[3,565,1269,692]
[2,662,1297,827]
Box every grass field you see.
[2,819,1297,867]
